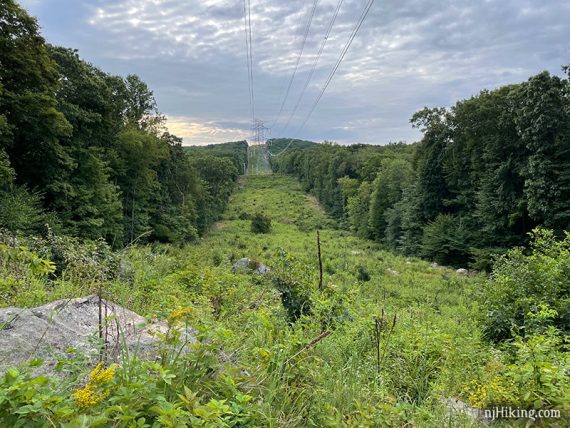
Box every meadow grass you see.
[4,174,562,426]
[133,174,489,426]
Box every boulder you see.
[0,296,187,374]
[442,397,489,424]
[456,268,469,275]
[232,258,270,275]
[386,268,400,276]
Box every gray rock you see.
[456,268,469,275]
[443,397,489,424]
[232,258,270,275]
[386,268,400,275]
[0,296,187,374]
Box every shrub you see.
[466,328,569,410]
[420,214,471,267]
[468,247,507,272]
[212,252,223,266]
[0,187,46,234]
[482,228,570,342]
[271,250,312,322]
[356,265,371,282]
[250,213,271,234]
[238,211,251,220]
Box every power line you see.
[292,0,377,139]
[270,0,376,157]
[275,0,345,138]
[271,0,320,129]
[247,0,255,118]
[243,0,255,122]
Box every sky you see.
[19,0,570,145]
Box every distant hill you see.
[184,141,248,172]
[267,138,318,155]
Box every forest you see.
[0,1,244,246]
[0,1,569,427]
[271,72,570,269]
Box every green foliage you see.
[481,228,570,342]
[185,141,248,173]
[0,243,55,276]
[250,212,271,234]
[0,3,241,246]
[0,150,15,188]
[346,181,373,238]
[465,328,569,412]
[273,69,570,267]
[0,187,47,234]
[2,175,568,426]
[420,214,471,267]
[271,249,313,322]
[0,242,55,307]
[0,324,262,427]
[271,142,415,223]
[2,2,569,422]
[356,264,370,282]
[368,158,414,242]
[266,138,317,156]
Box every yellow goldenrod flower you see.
[73,362,117,408]
[168,306,193,325]
[73,384,104,408]
[90,362,118,385]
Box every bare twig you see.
[317,230,323,291]
[373,309,397,374]
[286,330,331,364]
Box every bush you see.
[0,187,46,234]
[238,211,251,220]
[468,247,507,272]
[250,213,271,234]
[420,214,471,267]
[271,250,312,322]
[356,265,371,282]
[481,228,570,342]
[466,328,569,410]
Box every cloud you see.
[166,115,250,145]
[25,0,570,144]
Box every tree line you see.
[0,0,245,246]
[271,68,570,268]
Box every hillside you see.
[1,1,569,426]
[3,174,568,426]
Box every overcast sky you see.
[19,0,570,145]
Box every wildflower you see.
[73,384,103,408]
[90,362,117,384]
[73,362,118,408]
[168,306,193,325]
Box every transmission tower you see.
[252,119,269,145]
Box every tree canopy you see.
[0,1,245,246]
[272,68,570,268]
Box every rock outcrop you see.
[232,258,270,275]
[0,296,175,374]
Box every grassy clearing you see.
[2,175,567,427]
[124,175,488,426]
